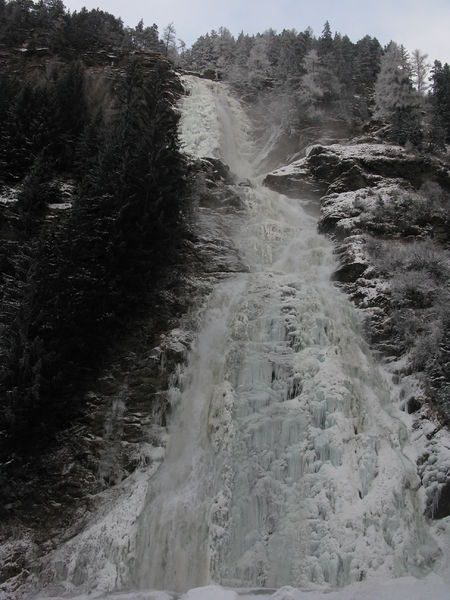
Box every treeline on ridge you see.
[177,22,450,150]
[0,0,165,54]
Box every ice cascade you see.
[131,76,437,591]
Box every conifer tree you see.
[374,42,422,145]
[411,49,430,95]
[318,20,333,56]
[430,60,450,142]
[248,34,273,89]
[353,35,382,101]
[162,22,177,61]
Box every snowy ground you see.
[31,566,450,600]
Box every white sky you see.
[62,0,450,64]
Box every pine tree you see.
[411,49,430,95]
[374,42,422,145]
[247,34,273,89]
[275,29,309,89]
[131,20,161,52]
[162,22,177,61]
[213,27,235,75]
[353,35,382,101]
[318,20,333,56]
[17,151,56,238]
[51,61,88,169]
[229,32,252,83]
[430,60,450,142]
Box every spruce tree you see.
[374,42,422,145]
[430,61,450,142]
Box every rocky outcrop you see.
[264,142,450,197]
[263,162,326,198]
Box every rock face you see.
[264,141,450,520]
[264,142,450,197]
[263,160,326,197]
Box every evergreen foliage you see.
[0,0,166,55]
[181,22,384,132]
[0,10,189,456]
[430,60,450,143]
[411,49,430,95]
[373,42,422,146]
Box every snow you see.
[48,202,72,210]
[184,585,237,600]
[319,180,408,231]
[59,181,76,196]
[0,186,19,204]
[305,142,406,161]
[32,573,450,600]
[268,161,309,178]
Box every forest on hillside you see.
[0,1,190,463]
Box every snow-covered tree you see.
[374,42,413,119]
[247,34,272,88]
[275,28,309,89]
[411,49,430,95]
[213,27,235,75]
[374,42,422,144]
[228,31,252,83]
[162,22,177,60]
[297,49,326,118]
[187,32,220,72]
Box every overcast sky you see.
[62,0,450,64]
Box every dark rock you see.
[431,213,450,244]
[407,397,422,414]
[266,177,315,197]
[263,170,325,198]
[327,164,369,194]
[332,262,368,283]
[200,157,234,184]
[428,480,450,519]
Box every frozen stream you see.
[31,76,450,600]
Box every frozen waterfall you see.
[132,76,437,591]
